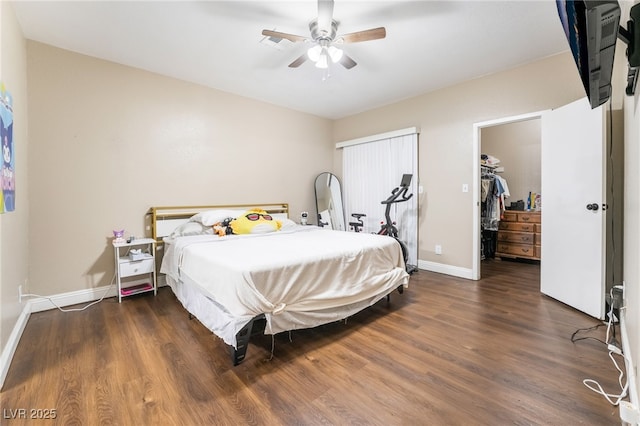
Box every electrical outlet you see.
[612,286,624,309]
[435,245,442,255]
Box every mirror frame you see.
[314,172,346,231]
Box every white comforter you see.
[161,226,409,346]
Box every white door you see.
[541,97,607,319]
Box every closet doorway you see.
[473,100,620,319]
[472,111,544,280]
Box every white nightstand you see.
[113,238,157,303]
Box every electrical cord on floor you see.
[21,274,116,313]
[583,349,629,406]
[581,288,628,405]
[571,323,607,345]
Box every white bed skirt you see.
[166,271,405,349]
[163,227,410,349]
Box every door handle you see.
[586,203,599,211]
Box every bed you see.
[150,203,410,364]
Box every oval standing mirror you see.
[314,172,346,231]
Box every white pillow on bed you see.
[279,218,298,231]
[190,209,246,226]
[169,221,213,238]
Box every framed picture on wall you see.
[1,82,14,213]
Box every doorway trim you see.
[472,110,549,280]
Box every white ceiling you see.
[11,0,571,119]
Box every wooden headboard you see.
[148,203,289,243]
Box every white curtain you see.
[342,133,418,267]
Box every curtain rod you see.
[336,126,419,149]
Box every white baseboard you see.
[417,259,474,279]
[0,303,30,390]
[28,284,119,313]
[620,308,639,424]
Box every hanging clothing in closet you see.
[481,172,510,230]
[481,158,510,259]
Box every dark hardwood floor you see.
[1,259,624,425]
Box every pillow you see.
[190,209,246,226]
[169,221,213,238]
[230,209,282,235]
[279,218,298,231]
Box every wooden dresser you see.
[496,210,541,261]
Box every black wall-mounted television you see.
[556,0,621,109]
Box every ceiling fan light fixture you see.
[328,45,343,63]
[262,0,387,72]
[307,45,322,62]
[315,51,329,69]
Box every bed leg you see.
[232,319,256,365]
[387,285,405,303]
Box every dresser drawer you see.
[499,221,536,232]
[497,231,534,244]
[119,258,154,278]
[502,211,518,222]
[517,212,541,223]
[496,242,536,258]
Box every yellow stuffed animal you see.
[230,208,282,235]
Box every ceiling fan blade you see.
[289,53,308,68]
[339,53,357,70]
[317,0,334,35]
[262,29,308,43]
[339,27,386,43]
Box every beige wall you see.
[26,42,333,296]
[333,53,585,268]
[624,36,640,409]
[481,119,541,205]
[0,2,28,362]
[621,0,640,404]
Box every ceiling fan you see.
[261,0,386,70]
